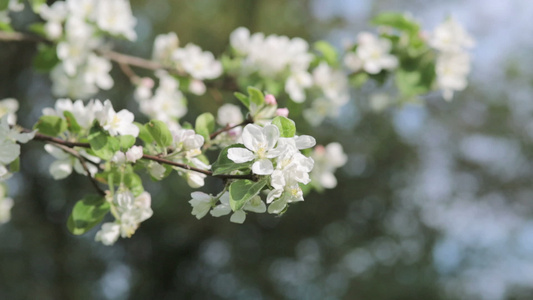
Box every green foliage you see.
[118,135,136,150]
[34,115,67,136]
[28,23,46,37]
[229,178,268,211]
[195,112,215,141]
[67,195,110,235]
[88,125,120,160]
[371,12,420,36]
[63,111,81,134]
[135,122,154,144]
[271,116,296,138]
[33,44,59,72]
[145,120,173,149]
[247,86,265,107]
[234,92,250,109]
[314,40,338,66]
[28,0,46,12]
[211,144,253,175]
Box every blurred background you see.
[2,0,533,299]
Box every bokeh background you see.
[2,0,533,299]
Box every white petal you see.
[241,124,263,151]
[49,159,73,179]
[263,125,280,149]
[268,199,287,214]
[230,210,246,224]
[227,148,255,163]
[252,159,273,175]
[210,204,231,217]
[294,135,316,149]
[266,189,283,204]
[0,142,19,165]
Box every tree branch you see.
[209,116,253,140]
[29,130,255,181]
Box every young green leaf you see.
[271,116,296,138]
[34,115,67,137]
[314,40,338,66]
[135,122,154,144]
[33,44,59,72]
[63,111,81,134]
[88,126,120,160]
[67,194,110,235]
[234,92,250,108]
[247,86,265,107]
[118,135,136,150]
[145,120,173,149]
[229,178,268,211]
[195,112,215,141]
[211,144,253,175]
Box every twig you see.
[29,130,256,181]
[118,62,141,84]
[48,143,106,196]
[209,117,253,140]
[0,31,49,44]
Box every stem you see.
[29,130,256,181]
[209,116,253,140]
[50,143,106,196]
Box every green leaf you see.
[247,86,264,107]
[195,112,215,141]
[67,194,110,235]
[88,126,120,160]
[28,23,46,36]
[34,115,67,136]
[314,40,338,66]
[229,178,268,211]
[63,111,81,134]
[350,72,369,88]
[123,171,144,196]
[395,62,435,97]
[371,12,420,35]
[211,144,253,176]
[145,120,173,149]
[0,0,9,11]
[234,92,250,109]
[135,122,154,144]
[0,21,14,32]
[271,116,296,138]
[118,135,135,150]
[8,157,20,173]
[33,44,59,72]
[28,0,46,12]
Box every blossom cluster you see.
[39,0,137,98]
[95,190,152,245]
[151,32,222,95]
[310,143,348,190]
[429,18,475,100]
[344,32,399,75]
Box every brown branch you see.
[0,31,49,44]
[29,130,255,181]
[117,62,141,84]
[46,143,106,196]
[210,116,253,140]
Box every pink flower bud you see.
[265,94,277,105]
[140,77,155,88]
[315,145,325,155]
[275,108,289,117]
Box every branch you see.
[0,31,49,44]
[29,130,255,181]
[209,116,253,140]
[45,143,106,196]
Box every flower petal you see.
[230,210,246,224]
[227,148,255,163]
[252,159,273,175]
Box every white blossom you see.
[84,54,114,90]
[152,32,179,65]
[430,17,475,53]
[126,146,143,163]
[172,44,222,80]
[97,100,139,137]
[217,104,243,126]
[285,71,313,103]
[227,124,281,175]
[313,62,350,106]
[350,32,398,74]
[311,143,347,189]
[0,98,19,125]
[95,0,137,41]
[95,222,120,245]
[435,52,471,101]
[188,191,214,219]
[136,72,187,122]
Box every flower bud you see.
[275,108,289,117]
[265,94,277,105]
